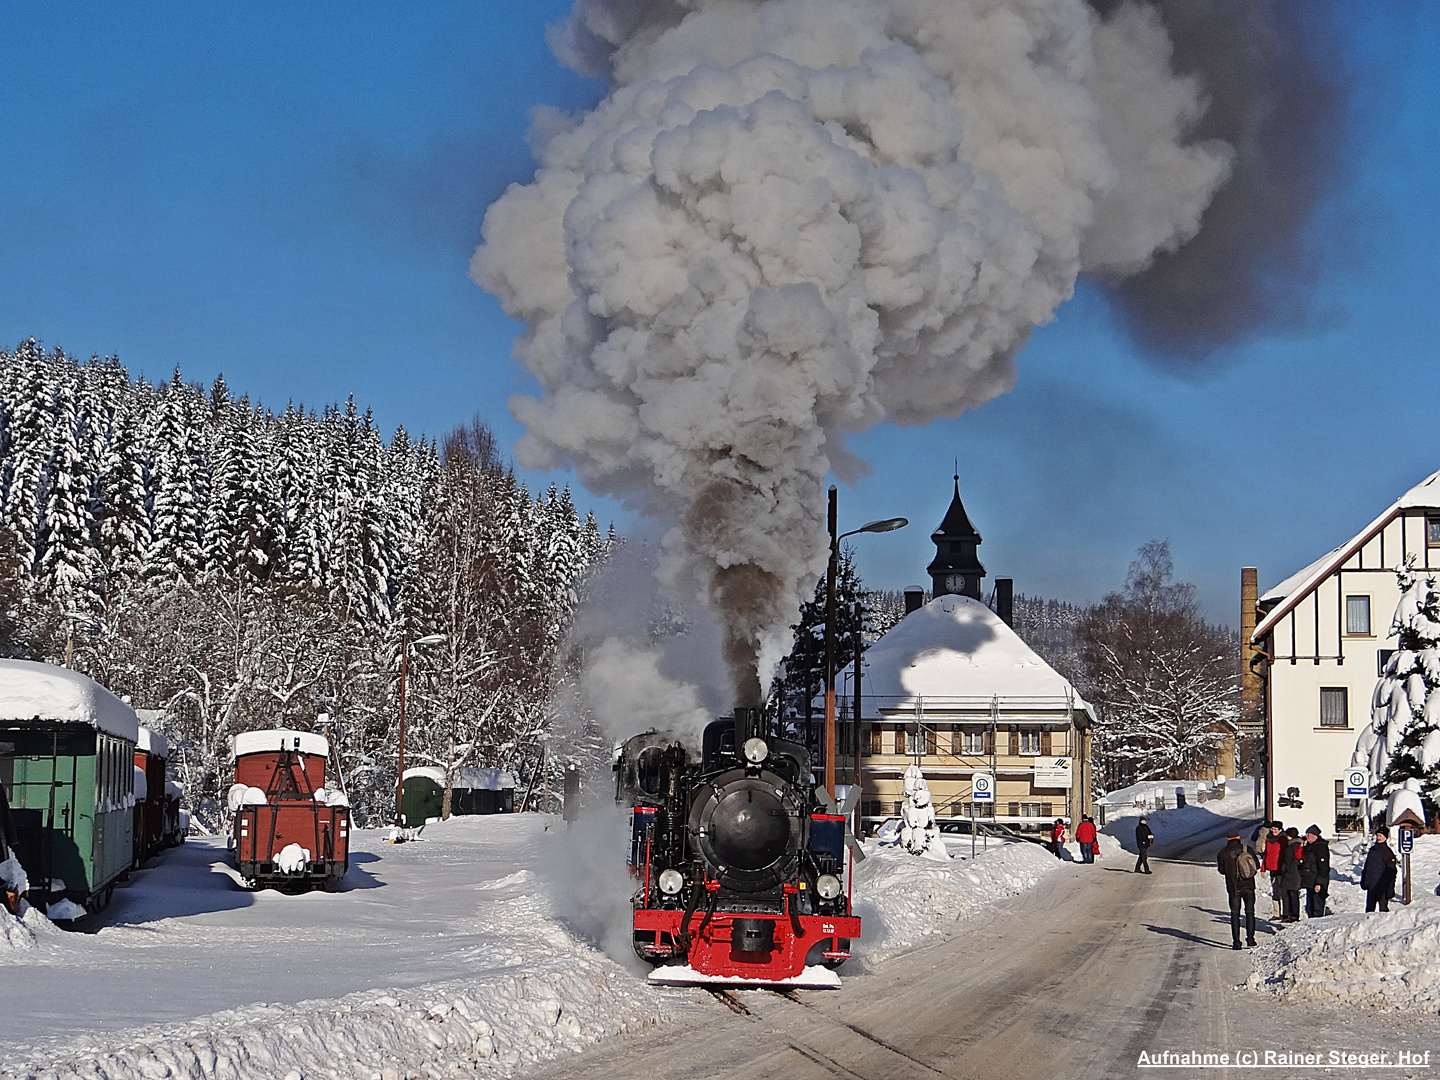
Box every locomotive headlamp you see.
[816,874,842,900]
[658,868,685,895]
[743,737,769,764]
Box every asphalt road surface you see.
[528,818,1440,1080]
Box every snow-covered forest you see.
[0,340,612,828]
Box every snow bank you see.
[1101,776,1259,850]
[854,839,1063,962]
[1245,832,1440,1010]
[0,659,138,743]
[0,855,57,951]
[1245,907,1440,1011]
[0,961,674,1080]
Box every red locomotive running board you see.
[634,908,861,982]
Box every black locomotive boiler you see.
[616,706,859,987]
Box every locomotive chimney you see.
[995,578,1014,627]
[903,586,925,615]
[734,705,762,746]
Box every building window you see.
[1334,779,1362,834]
[1018,730,1041,755]
[1345,595,1371,636]
[1319,687,1349,728]
[958,730,985,755]
[1378,649,1397,678]
[1429,517,1440,547]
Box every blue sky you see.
[1,3,1435,624]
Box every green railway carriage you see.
[0,659,138,917]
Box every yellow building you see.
[834,479,1095,833]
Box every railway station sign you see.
[1345,769,1369,798]
[1033,758,1073,789]
[971,772,995,803]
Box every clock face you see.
[945,574,967,591]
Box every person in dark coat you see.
[1134,817,1154,874]
[1278,827,1303,922]
[1217,831,1259,949]
[1299,825,1330,918]
[1361,827,1399,913]
[1075,816,1098,864]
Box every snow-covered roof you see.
[1254,468,1440,642]
[230,729,330,760]
[402,766,516,790]
[848,595,1090,714]
[137,726,169,759]
[0,660,139,742]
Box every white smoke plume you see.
[474,0,1235,705]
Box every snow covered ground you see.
[1,815,682,1080]
[0,788,1262,1080]
[1245,831,1440,1012]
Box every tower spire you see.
[926,473,985,600]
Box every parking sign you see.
[1345,769,1368,798]
[1400,827,1415,854]
[972,772,995,803]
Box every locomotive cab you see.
[619,707,860,987]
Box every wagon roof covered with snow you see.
[402,766,516,790]
[0,659,139,742]
[230,728,330,760]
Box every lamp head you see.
[859,517,908,534]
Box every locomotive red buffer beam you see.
[638,908,860,989]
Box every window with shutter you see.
[1041,730,1052,755]
[983,729,994,755]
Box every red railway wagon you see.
[132,726,184,867]
[227,729,349,891]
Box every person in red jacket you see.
[1075,815,1098,864]
[1049,818,1067,859]
[1261,820,1285,920]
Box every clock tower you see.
[926,475,985,601]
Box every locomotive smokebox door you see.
[562,763,580,826]
[731,917,775,954]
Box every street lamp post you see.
[823,485,906,798]
[396,632,447,829]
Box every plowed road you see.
[528,818,1440,1080]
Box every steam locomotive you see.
[616,707,859,987]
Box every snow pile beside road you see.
[1102,776,1259,850]
[854,840,1062,962]
[0,952,673,1080]
[1245,832,1440,1010]
[0,903,55,951]
[1245,906,1440,1011]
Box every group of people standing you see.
[1047,817,1100,862]
[1216,819,1405,950]
[1216,821,1331,949]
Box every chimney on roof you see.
[996,578,1014,627]
[904,586,925,615]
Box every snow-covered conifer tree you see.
[1352,560,1440,825]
